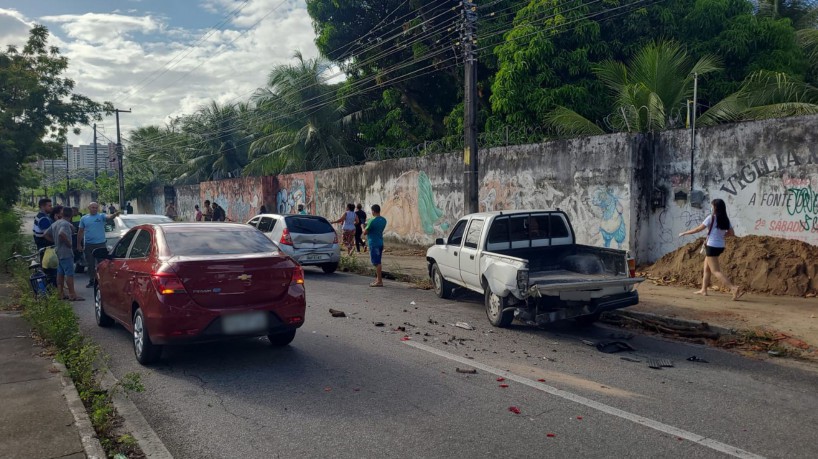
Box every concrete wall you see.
[646,115,818,261]
[134,115,818,264]
[174,184,201,222]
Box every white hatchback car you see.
[105,214,174,250]
[247,214,341,273]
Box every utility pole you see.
[462,0,479,214]
[114,109,131,211]
[93,123,98,199]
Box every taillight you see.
[627,258,636,278]
[151,272,187,295]
[290,265,305,285]
[280,228,294,246]
[333,233,338,244]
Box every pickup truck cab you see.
[426,210,643,327]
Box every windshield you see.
[164,229,278,256]
[122,216,173,228]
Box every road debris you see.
[508,406,521,414]
[456,368,478,374]
[374,322,385,327]
[428,318,439,325]
[324,387,332,392]
[607,332,634,340]
[400,336,411,341]
[767,350,782,357]
[576,416,583,420]
[547,433,556,438]
[537,379,546,382]
[329,308,346,318]
[393,326,406,332]
[647,359,674,369]
[620,357,642,363]
[581,339,595,346]
[496,377,506,382]
[454,322,475,330]
[410,301,416,305]
[499,384,509,388]
[686,355,709,363]
[596,341,636,353]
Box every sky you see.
[0,0,321,146]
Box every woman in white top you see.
[678,199,745,300]
[333,203,357,256]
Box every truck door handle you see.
[454,251,458,256]
[470,255,475,260]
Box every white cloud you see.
[25,0,320,145]
[0,8,34,49]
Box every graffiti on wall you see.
[200,177,264,223]
[274,173,315,215]
[590,188,626,248]
[381,171,452,238]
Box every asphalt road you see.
[64,268,818,459]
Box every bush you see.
[0,209,25,260]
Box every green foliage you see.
[95,172,119,205]
[0,25,110,206]
[0,209,25,260]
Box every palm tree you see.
[179,101,251,182]
[244,51,352,175]
[546,41,721,136]
[698,70,818,125]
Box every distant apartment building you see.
[64,143,113,171]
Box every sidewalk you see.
[0,279,92,459]
[363,247,818,350]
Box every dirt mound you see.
[645,236,818,297]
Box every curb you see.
[99,369,174,459]
[607,310,736,336]
[54,360,107,459]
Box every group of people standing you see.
[33,199,118,301]
[192,200,227,222]
[333,203,387,287]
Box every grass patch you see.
[339,254,432,289]
[3,209,146,458]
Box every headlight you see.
[516,269,529,291]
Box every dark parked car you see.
[93,223,306,365]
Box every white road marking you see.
[404,340,764,459]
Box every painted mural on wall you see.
[200,177,265,223]
[379,171,453,241]
[274,173,315,215]
[479,170,631,249]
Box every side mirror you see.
[92,247,110,260]
[435,238,446,246]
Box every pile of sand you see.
[646,236,818,297]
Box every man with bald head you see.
[77,202,119,288]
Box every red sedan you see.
[92,223,306,365]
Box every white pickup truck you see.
[426,210,643,327]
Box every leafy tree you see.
[0,25,110,206]
[178,101,250,182]
[245,52,351,175]
[547,41,720,135]
[95,172,120,205]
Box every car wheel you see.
[321,262,338,274]
[133,308,162,365]
[94,285,114,327]
[268,329,296,347]
[485,288,514,328]
[574,311,601,326]
[431,264,452,299]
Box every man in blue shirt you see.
[33,198,54,249]
[363,204,388,287]
[77,202,119,288]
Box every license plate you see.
[222,311,268,335]
[303,254,327,261]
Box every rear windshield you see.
[122,216,173,228]
[164,229,278,256]
[284,216,334,234]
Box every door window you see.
[128,230,152,259]
[463,220,485,249]
[112,230,137,258]
[247,217,260,228]
[486,217,510,251]
[257,217,276,233]
[447,220,468,246]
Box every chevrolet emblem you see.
[237,274,252,281]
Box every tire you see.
[321,262,339,274]
[574,311,601,326]
[485,288,514,328]
[431,264,452,299]
[94,285,114,327]
[132,308,162,365]
[268,329,296,347]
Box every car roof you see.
[251,213,323,218]
[119,214,170,219]
[155,223,254,233]
[464,209,566,218]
